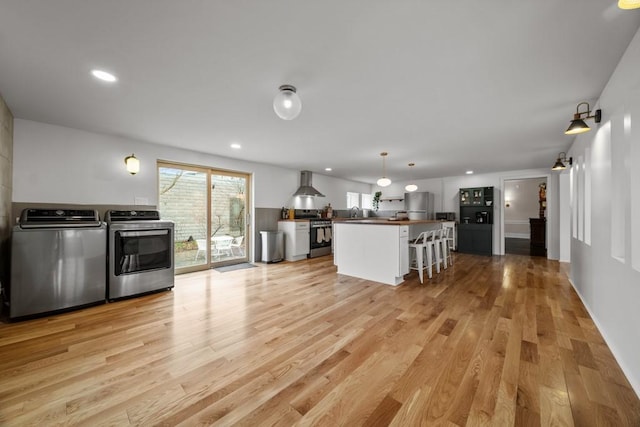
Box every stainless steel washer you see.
[9,208,107,319]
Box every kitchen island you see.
[332,219,447,286]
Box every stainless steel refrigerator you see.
[404,192,434,220]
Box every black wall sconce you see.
[565,102,602,135]
[551,152,573,171]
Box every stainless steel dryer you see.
[9,208,107,319]
[105,210,174,300]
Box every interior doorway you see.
[504,177,547,256]
[158,161,251,274]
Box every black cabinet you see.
[458,187,493,256]
[529,218,546,257]
[457,224,493,256]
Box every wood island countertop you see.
[332,218,445,226]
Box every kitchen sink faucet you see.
[350,206,359,218]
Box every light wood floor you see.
[1,254,639,426]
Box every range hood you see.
[293,171,325,197]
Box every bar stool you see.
[441,224,454,266]
[433,228,448,270]
[409,230,438,283]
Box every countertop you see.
[332,218,445,226]
[278,218,453,225]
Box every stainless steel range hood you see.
[293,171,325,197]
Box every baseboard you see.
[505,233,529,239]
[567,277,640,399]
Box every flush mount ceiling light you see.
[564,102,602,135]
[551,152,573,171]
[405,163,418,192]
[618,0,640,9]
[124,154,140,175]
[376,152,392,187]
[273,84,302,120]
[91,69,117,83]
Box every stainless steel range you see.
[309,218,332,258]
[105,210,174,300]
[294,210,332,258]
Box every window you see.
[361,193,373,210]
[347,192,360,209]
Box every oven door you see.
[108,221,175,300]
[309,224,332,257]
[114,229,172,275]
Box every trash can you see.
[260,230,284,263]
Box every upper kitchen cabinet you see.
[459,187,493,207]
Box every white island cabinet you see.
[333,222,409,286]
[333,219,445,286]
[277,220,310,261]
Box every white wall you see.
[567,27,640,396]
[504,178,545,238]
[374,168,558,258]
[12,119,371,210]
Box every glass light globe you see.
[405,184,418,192]
[377,177,391,187]
[125,154,140,175]
[273,85,302,120]
[618,0,640,9]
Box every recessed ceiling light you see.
[466,170,474,175]
[91,69,117,82]
[230,143,241,149]
[325,167,332,172]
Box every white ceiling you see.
[1,1,639,184]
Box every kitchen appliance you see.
[105,210,174,300]
[9,208,106,319]
[309,218,332,257]
[394,210,409,220]
[404,191,434,220]
[293,171,325,197]
[436,212,456,221]
[476,211,489,224]
[294,210,332,258]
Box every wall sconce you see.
[505,199,511,208]
[565,102,602,135]
[618,0,640,9]
[273,84,302,120]
[124,154,140,175]
[376,152,392,187]
[551,152,573,171]
[404,163,418,192]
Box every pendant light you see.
[273,84,302,120]
[405,163,418,192]
[618,0,640,9]
[124,154,140,175]
[376,152,392,187]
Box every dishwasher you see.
[8,208,107,319]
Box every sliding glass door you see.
[158,162,250,273]
[210,172,249,267]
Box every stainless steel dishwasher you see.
[8,208,107,319]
